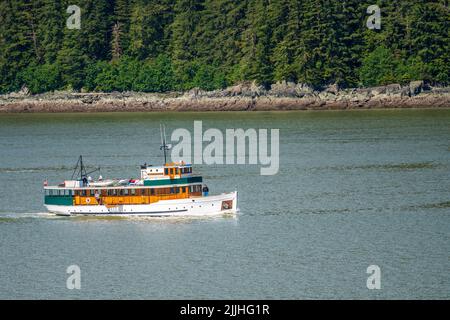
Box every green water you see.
[0,109,449,299]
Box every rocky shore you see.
[1,81,449,113]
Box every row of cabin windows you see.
[46,189,73,196]
[164,167,192,175]
[46,185,203,197]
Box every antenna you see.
[159,124,172,165]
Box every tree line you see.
[0,0,448,94]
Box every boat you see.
[43,126,238,217]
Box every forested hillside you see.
[0,0,448,94]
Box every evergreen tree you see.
[129,0,174,60]
[112,0,132,58]
[170,0,204,68]
[409,1,449,84]
[240,0,273,87]
[81,0,114,61]
[57,26,88,91]
[271,0,302,82]
[37,0,65,64]
[0,0,36,92]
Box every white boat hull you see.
[44,191,238,217]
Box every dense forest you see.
[0,0,448,94]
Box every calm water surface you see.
[0,110,449,299]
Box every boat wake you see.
[0,211,239,223]
[0,212,58,222]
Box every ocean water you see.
[0,109,449,299]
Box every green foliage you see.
[360,46,428,86]
[134,55,176,92]
[18,63,61,93]
[0,0,449,94]
[56,28,88,91]
[360,46,400,86]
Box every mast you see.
[71,155,99,180]
[71,155,86,180]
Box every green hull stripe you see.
[45,196,74,206]
[144,176,203,186]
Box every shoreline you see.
[1,81,449,113]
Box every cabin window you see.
[131,189,136,196]
[150,189,155,196]
[124,189,129,196]
[81,190,87,196]
[165,168,169,175]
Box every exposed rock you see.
[409,80,424,96]
[269,81,298,97]
[0,84,449,113]
[295,83,314,97]
[222,81,265,97]
[19,85,30,96]
[370,84,398,96]
[324,83,340,95]
[185,87,204,98]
